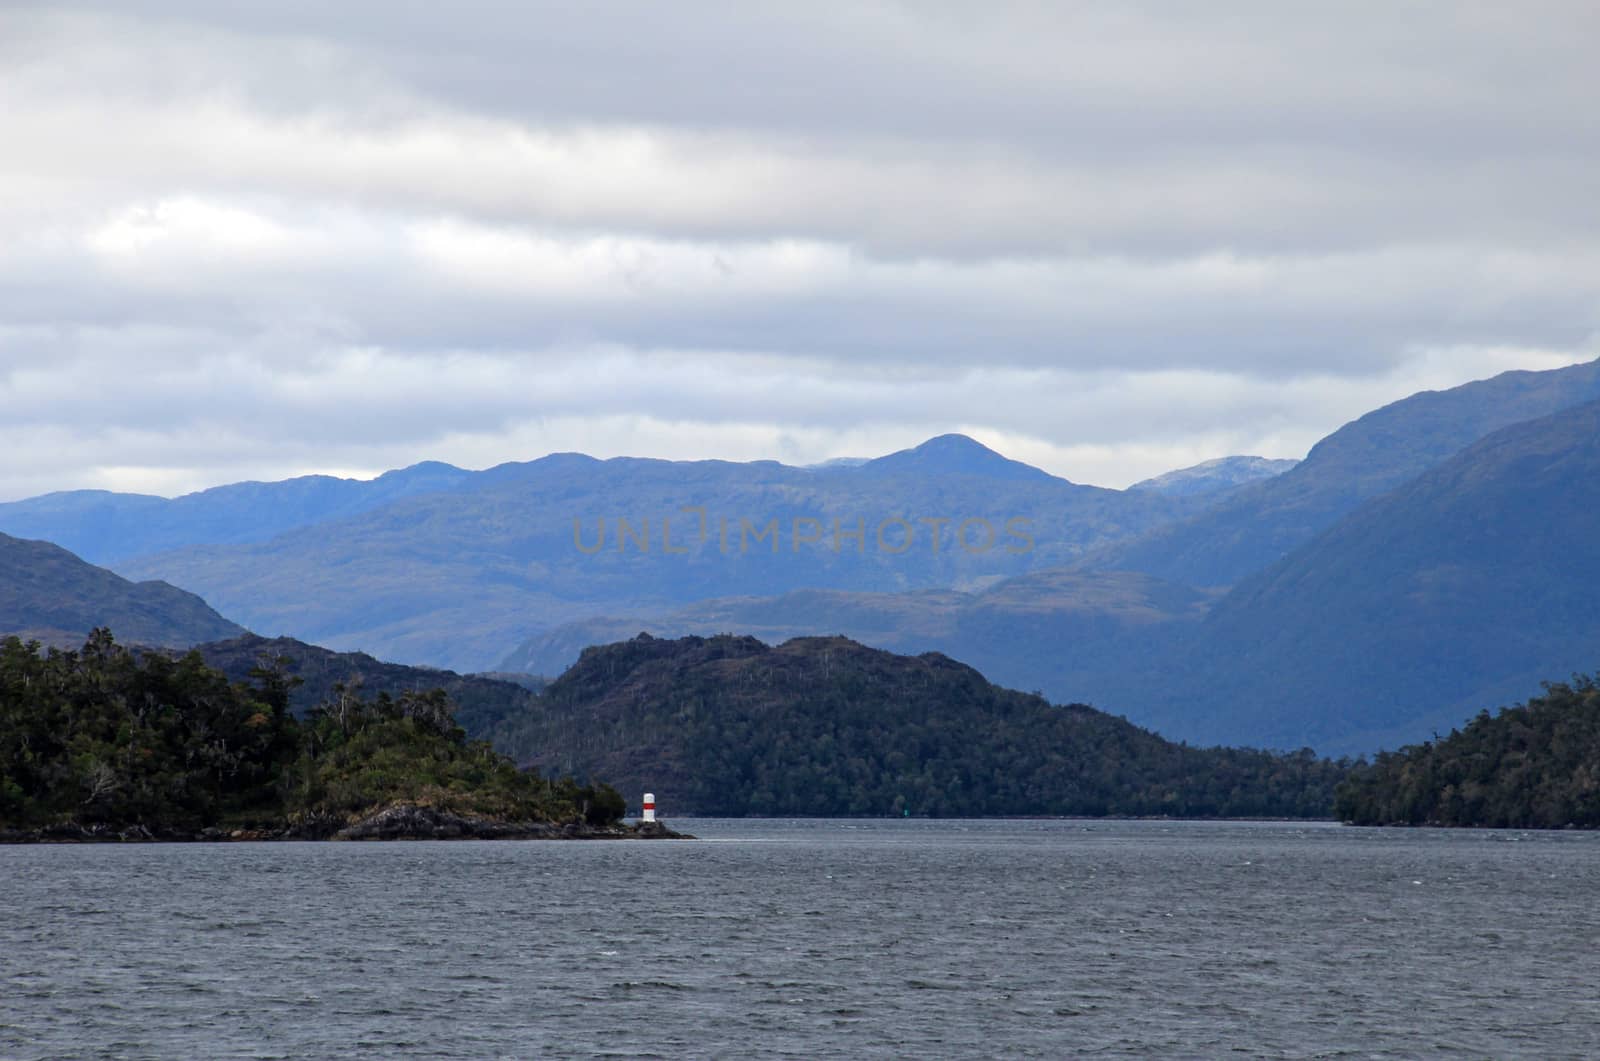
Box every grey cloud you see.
[0,2,1596,499]
[6,4,1599,259]
[34,2,1595,153]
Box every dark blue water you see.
[4,819,1599,1059]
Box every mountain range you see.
[5,358,1600,757]
[0,461,477,566]
[17,434,1210,670]
[501,361,1600,755]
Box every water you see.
[3,819,1599,1059]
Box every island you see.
[0,630,687,842]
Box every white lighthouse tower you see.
[642,792,656,823]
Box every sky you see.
[1,1,1597,500]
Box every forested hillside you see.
[486,633,1347,818]
[192,633,543,738]
[1335,677,1600,827]
[0,631,620,838]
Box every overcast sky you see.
[1,1,1596,499]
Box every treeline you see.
[190,633,545,737]
[1335,676,1600,827]
[0,631,622,836]
[488,633,1350,818]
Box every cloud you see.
[0,2,1597,500]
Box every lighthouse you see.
[642,792,656,823]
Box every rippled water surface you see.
[4,819,1600,1058]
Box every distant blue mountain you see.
[1129,456,1298,497]
[858,434,1065,483]
[1096,359,1600,585]
[0,461,475,565]
[1134,395,1600,754]
[495,567,1215,682]
[13,356,1600,759]
[47,436,1197,670]
[494,396,1600,756]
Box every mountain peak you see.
[861,434,1066,483]
[916,432,997,454]
[381,460,466,480]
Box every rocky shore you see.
[0,802,693,843]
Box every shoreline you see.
[0,804,693,843]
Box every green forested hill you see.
[0,532,243,648]
[0,632,614,837]
[485,633,1347,818]
[1335,677,1600,827]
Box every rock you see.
[1,804,693,843]
[634,820,685,839]
[331,803,694,841]
[337,804,483,840]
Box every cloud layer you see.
[1,2,1596,498]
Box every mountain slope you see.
[0,533,244,648]
[484,633,1345,817]
[1096,358,1600,586]
[0,462,475,566]
[1142,397,1600,754]
[110,437,1198,669]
